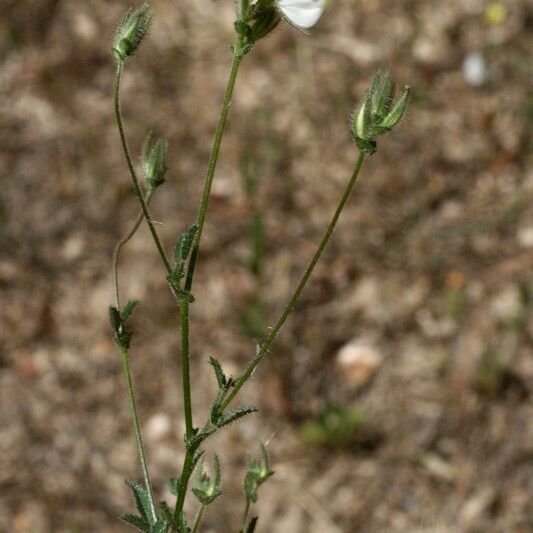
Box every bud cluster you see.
[352,71,410,154]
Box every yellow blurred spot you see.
[484,2,508,26]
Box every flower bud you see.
[192,455,222,506]
[351,71,410,154]
[142,132,168,190]
[112,3,153,62]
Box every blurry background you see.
[0,0,532,531]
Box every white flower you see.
[276,0,325,29]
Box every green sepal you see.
[369,71,395,122]
[142,132,168,191]
[376,86,410,134]
[354,137,377,155]
[120,513,150,531]
[248,9,280,43]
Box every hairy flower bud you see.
[112,2,153,62]
[142,132,168,190]
[192,455,222,506]
[352,71,410,154]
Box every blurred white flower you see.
[276,0,325,29]
[463,52,488,87]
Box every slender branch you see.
[191,504,206,533]
[173,28,246,520]
[113,61,172,276]
[180,300,193,435]
[113,190,154,309]
[222,153,366,411]
[183,35,245,292]
[120,346,158,524]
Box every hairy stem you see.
[183,37,245,292]
[222,153,366,411]
[120,346,158,523]
[112,190,154,309]
[181,300,193,436]
[191,504,206,533]
[174,449,194,519]
[113,61,172,276]
[173,29,246,520]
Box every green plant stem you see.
[174,30,246,521]
[241,498,251,532]
[119,346,158,524]
[222,153,366,411]
[113,61,172,276]
[113,190,154,309]
[191,504,206,533]
[181,300,193,436]
[174,449,193,520]
[183,35,244,293]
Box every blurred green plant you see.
[300,404,365,447]
[108,1,410,530]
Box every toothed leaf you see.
[216,406,258,429]
[120,514,150,531]
[208,356,227,388]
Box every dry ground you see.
[0,0,532,531]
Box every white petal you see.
[277,0,325,29]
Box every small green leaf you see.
[216,406,258,429]
[169,476,180,496]
[126,480,152,521]
[175,225,198,263]
[120,513,150,531]
[208,356,227,388]
[122,299,140,322]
